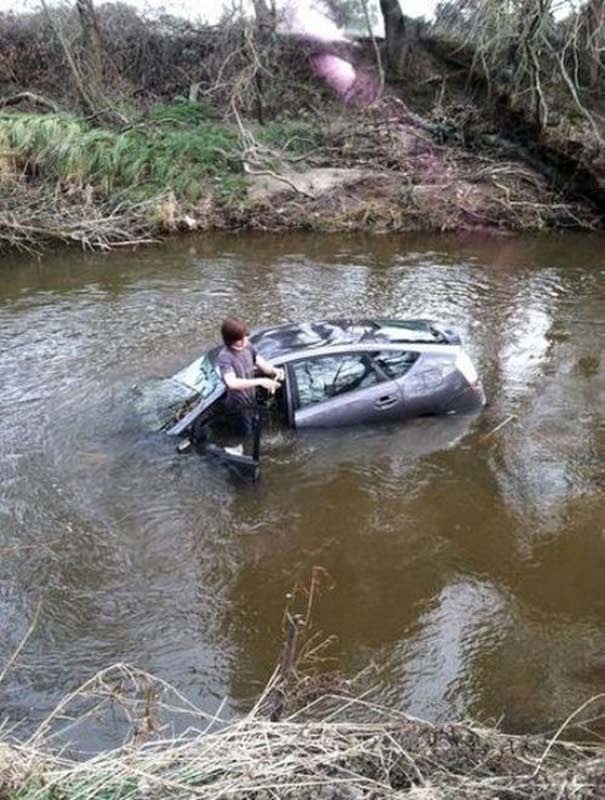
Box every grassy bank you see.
[0,107,238,199]
[1,664,604,800]
[0,107,333,250]
[0,106,238,250]
[2,1,604,254]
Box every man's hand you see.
[256,353,284,383]
[258,377,280,395]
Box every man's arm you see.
[256,354,285,381]
[223,370,279,394]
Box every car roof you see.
[249,319,459,360]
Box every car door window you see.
[293,353,381,408]
[372,350,419,380]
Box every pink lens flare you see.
[281,0,381,105]
[310,53,357,96]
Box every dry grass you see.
[1,663,605,800]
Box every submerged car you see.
[144,319,485,476]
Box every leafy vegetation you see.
[0,109,241,202]
[0,110,330,231]
[213,173,248,205]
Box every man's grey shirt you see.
[217,343,257,411]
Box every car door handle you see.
[374,395,399,410]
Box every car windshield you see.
[133,355,221,431]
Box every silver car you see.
[159,320,485,472]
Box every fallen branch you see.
[243,161,316,198]
[0,92,59,112]
[0,184,161,252]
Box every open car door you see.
[200,365,291,481]
[203,412,262,481]
[167,398,264,481]
[164,354,291,481]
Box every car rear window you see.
[372,350,419,380]
[374,320,448,344]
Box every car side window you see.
[372,350,419,380]
[292,353,381,408]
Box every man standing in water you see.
[217,317,284,439]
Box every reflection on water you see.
[383,579,512,722]
[0,231,604,744]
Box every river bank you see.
[1,99,601,253]
[1,663,604,800]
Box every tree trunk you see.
[40,0,126,124]
[251,0,276,124]
[379,0,415,77]
[252,0,275,31]
[75,0,105,105]
[586,0,605,88]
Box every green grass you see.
[256,119,326,157]
[0,109,241,202]
[0,109,331,213]
[148,100,211,126]
[6,776,140,800]
[214,173,248,205]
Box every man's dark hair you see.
[221,316,248,346]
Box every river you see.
[1,231,604,748]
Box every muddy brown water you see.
[1,231,604,749]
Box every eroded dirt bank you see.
[234,101,600,235]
